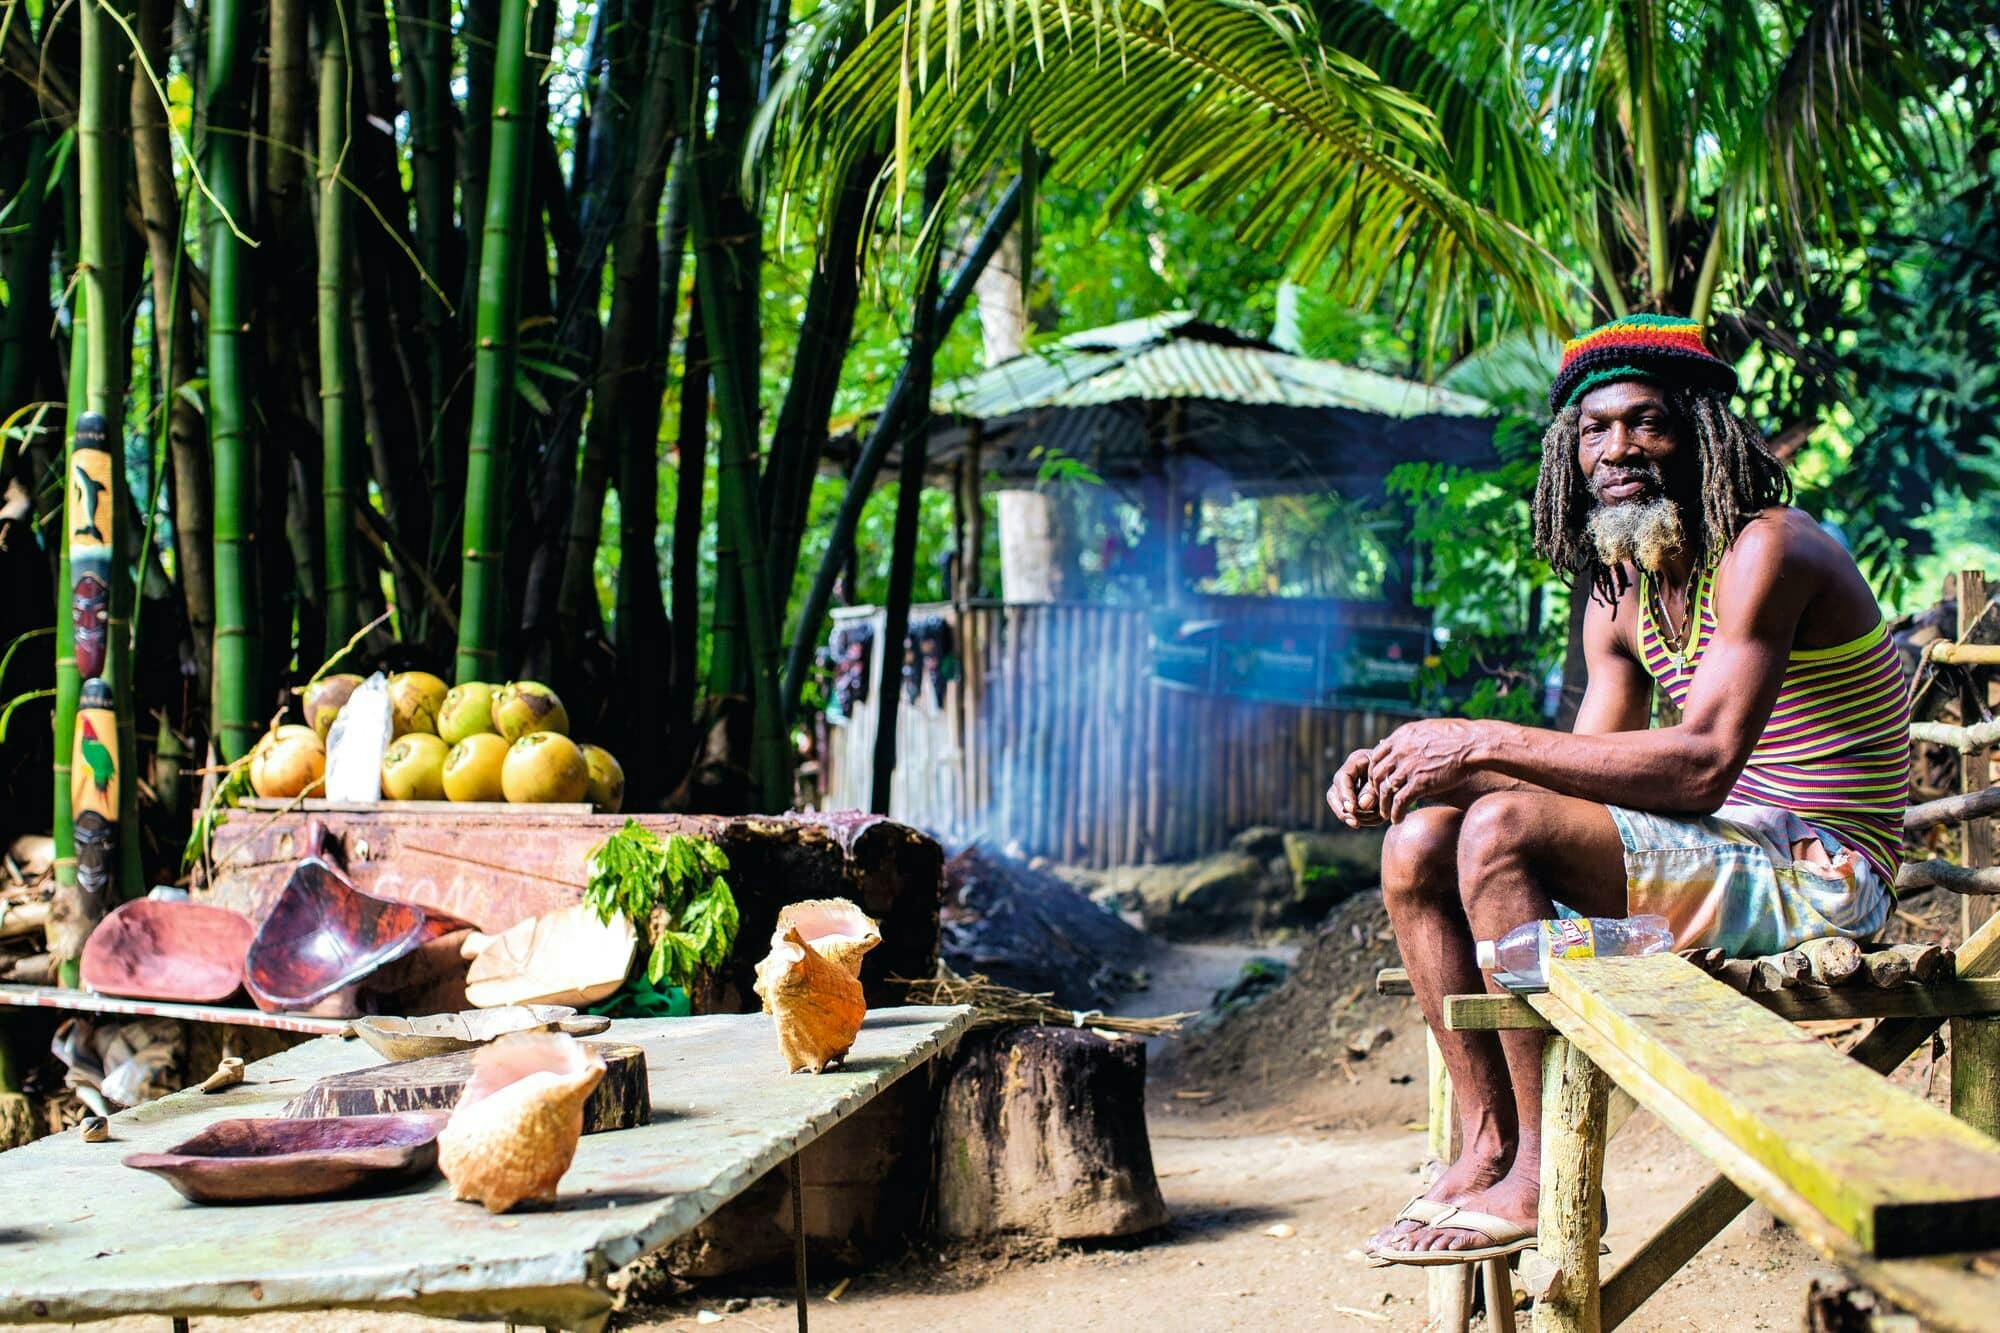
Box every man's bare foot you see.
[1384,1166,1539,1255]
[1365,1140,1512,1252]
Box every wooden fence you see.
[820,602,1419,866]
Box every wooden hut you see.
[818,314,1499,867]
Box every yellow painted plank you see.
[1533,994,2000,1330]
[1547,953,2000,1257]
[1444,978,2000,1033]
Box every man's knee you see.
[1456,792,1540,890]
[1381,806,1462,904]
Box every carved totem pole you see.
[51,413,119,960]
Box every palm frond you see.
[777,0,1581,351]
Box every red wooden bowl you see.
[122,1112,446,1204]
[245,852,467,1014]
[79,899,255,1004]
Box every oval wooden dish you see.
[122,1112,446,1204]
[352,1006,610,1061]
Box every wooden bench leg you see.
[1482,1255,1518,1333]
[1952,1015,2000,1139]
[1534,1033,1609,1333]
[1426,1031,1470,1328]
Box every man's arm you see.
[1366,518,1817,821]
[1325,580,1654,826]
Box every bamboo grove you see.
[0,0,1035,929]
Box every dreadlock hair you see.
[1532,387,1792,604]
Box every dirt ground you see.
[5,890,1855,1333]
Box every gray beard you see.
[1586,497,1686,573]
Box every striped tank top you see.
[1637,565,1910,881]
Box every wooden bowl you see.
[122,1112,446,1204]
[244,843,468,1014]
[352,1007,611,1062]
[79,899,255,1003]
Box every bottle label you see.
[1540,919,1597,966]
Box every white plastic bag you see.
[325,671,391,802]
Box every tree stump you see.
[935,1025,1168,1240]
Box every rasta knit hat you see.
[1548,313,1738,414]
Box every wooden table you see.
[0,1006,973,1331]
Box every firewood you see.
[1862,949,1914,989]
[1678,947,1726,975]
[1796,937,1864,987]
[1886,942,1952,986]
[1752,951,1811,991]
[1714,958,1758,993]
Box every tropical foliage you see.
[0,0,1994,904]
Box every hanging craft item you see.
[823,623,873,718]
[915,617,959,707]
[66,413,119,939]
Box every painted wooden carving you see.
[67,412,119,923]
[69,415,115,680]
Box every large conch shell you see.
[437,1031,605,1212]
[752,898,880,1074]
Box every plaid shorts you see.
[1599,801,1893,958]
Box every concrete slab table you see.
[0,1005,974,1331]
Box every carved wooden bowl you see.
[352,1006,610,1061]
[79,899,255,1003]
[122,1112,446,1204]
[244,855,467,1014]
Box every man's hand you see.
[1326,747,1384,828]
[1366,719,1490,823]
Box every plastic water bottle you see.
[324,671,391,802]
[1475,914,1674,989]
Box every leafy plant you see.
[583,820,740,993]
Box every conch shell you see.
[752,898,880,1074]
[775,898,881,979]
[437,1031,605,1212]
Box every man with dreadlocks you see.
[1329,315,1910,1267]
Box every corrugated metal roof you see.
[936,312,1492,421]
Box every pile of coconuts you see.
[262,673,625,811]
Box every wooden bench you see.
[1375,908,2000,1332]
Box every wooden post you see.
[1426,1031,1471,1330]
[1958,569,1991,939]
[961,426,984,603]
[1952,1015,2000,1141]
[1534,1034,1609,1333]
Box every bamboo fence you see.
[822,601,1418,866]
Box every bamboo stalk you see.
[205,0,260,759]
[317,0,359,643]
[51,213,83,984]
[1928,642,2000,667]
[1907,787,2000,834]
[453,0,539,682]
[1911,719,2000,753]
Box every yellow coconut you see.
[438,682,497,744]
[381,732,450,801]
[387,670,448,737]
[249,725,326,800]
[492,681,570,742]
[443,733,510,803]
[501,732,589,804]
[579,744,625,813]
[302,673,363,740]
